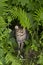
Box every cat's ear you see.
[15,25,19,29]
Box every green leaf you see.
[37,53,43,65]
[5,53,21,65]
[0,16,6,30]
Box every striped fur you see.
[15,25,27,56]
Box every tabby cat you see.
[15,25,28,57]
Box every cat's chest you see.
[15,28,26,41]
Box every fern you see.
[37,53,43,65]
[0,0,43,65]
[6,7,31,29]
[34,7,43,26]
[0,0,8,16]
[5,53,21,65]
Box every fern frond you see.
[8,7,31,29]
[34,8,43,25]
[0,0,8,16]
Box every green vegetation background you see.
[0,0,43,65]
